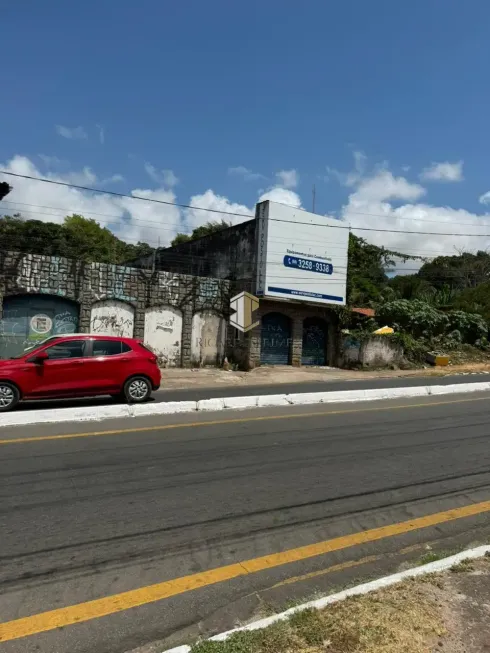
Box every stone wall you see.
[0,251,231,365]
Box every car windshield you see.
[10,337,60,359]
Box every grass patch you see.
[450,559,475,573]
[190,582,444,653]
[417,551,447,566]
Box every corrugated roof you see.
[351,307,376,317]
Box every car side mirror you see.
[29,351,49,364]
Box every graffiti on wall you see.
[199,279,219,300]
[158,271,181,302]
[144,307,183,367]
[191,311,226,366]
[54,310,78,334]
[0,295,80,359]
[90,300,135,337]
[15,255,68,296]
[89,265,137,303]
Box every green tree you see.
[418,251,490,291]
[0,214,65,255]
[0,213,154,264]
[453,281,490,323]
[171,220,232,246]
[346,234,408,306]
[62,214,122,262]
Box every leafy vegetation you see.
[171,219,232,246]
[0,214,153,264]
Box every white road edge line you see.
[2,381,490,427]
[161,545,490,653]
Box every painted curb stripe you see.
[2,381,490,428]
[1,394,490,445]
[163,544,490,653]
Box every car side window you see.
[44,340,88,360]
[92,340,128,356]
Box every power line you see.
[0,171,253,220]
[347,209,490,229]
[4,170,490,239]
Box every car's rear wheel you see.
[0,382,20,412]
[123,376,152,403]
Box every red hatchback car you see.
[0,334,161,412]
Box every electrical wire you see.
[3,170,490,238]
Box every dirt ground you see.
[190,557,490,653]
[159,362,490,390]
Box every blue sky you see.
[2,0,490,262]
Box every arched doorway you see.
[302,317,328,366]
[0,294,80,359]
[144,306,183,367]
[90,300,135,337]
[260,312,291,365]
[191,311,226,366]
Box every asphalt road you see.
[1,393,490,653]
[16,370,490,411]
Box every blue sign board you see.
[283,255,333,275]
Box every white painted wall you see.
[144,306,183,367]
[90,300,134,337]
[191,312,226,366]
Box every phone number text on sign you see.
[283,255,333,275]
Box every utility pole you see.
[152,237,160,273]
[312,184,316,214]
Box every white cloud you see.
[351,170,426,204]
[0,155,180,248]
[258,187,302,208]
[420,161,464,182]
[0,156,259,249]
[228,166,266,182]
[38,154,64,168]
[96,124,105,145]
[341,167,490,268]
[326,150,367,187]
[479,191,490,205]
[144,163,179,187]
[55,125,87,140]
[100,174,125,186]
[275,169,298,189]
[162,169,179,188]
[185,190,253,232]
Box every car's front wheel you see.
[123,376,152,404]
[0,382,20,412]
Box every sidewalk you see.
[189,555,490,653]
[159,363,490,391]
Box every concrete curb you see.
[3,381,490,428]
[161,545,490,653]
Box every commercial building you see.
[133,200,349,368]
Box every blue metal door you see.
[302,317,327,366]
[0,295,79,359]
[260,313,291,365]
